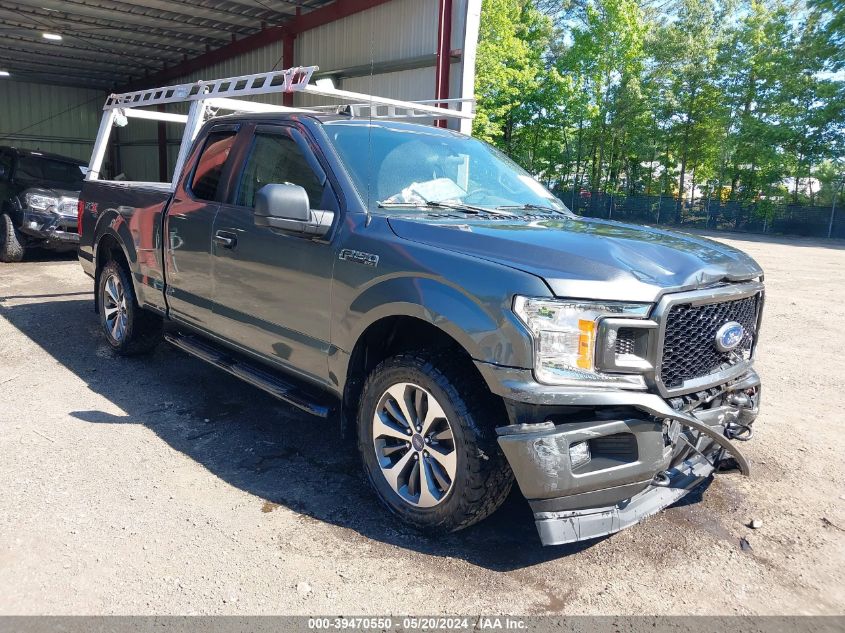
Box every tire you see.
[98,259,162,355]
[0,213,25,263]
[357,352,513,534]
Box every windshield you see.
[15,155,86,188]
[323,121,568,214]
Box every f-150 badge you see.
[339,249,379,267]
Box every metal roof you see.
[0,0,336,89]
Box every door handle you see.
[214,230,237,249]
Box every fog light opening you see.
[568,441,591,469]
[653,471,672,487]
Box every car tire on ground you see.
[0,213,25,263]
[98,259,162,355]
[357,352,513,534]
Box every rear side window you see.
[191,131,236,201]
[235,133,325,208]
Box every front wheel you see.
[98,260,162,355]
[357,353,513,533]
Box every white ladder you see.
[87,66,474,188]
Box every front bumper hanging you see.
[495,370,761,546]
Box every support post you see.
[458,0,481,135]
[171,100,207,190]
[157,105,168,183]
[87,108,118,180]
[828,179,843,239]
[283,33,296,107]
[434,0,453,128]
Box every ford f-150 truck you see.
[0,146,87,262]
[78,75,763,546]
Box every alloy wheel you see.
[102,273,128,343]
[372,382,457,508]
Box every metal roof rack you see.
[87,66,474,189]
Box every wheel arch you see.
[341,314,494,438]
[93,231,132,314]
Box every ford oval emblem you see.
[715,321,744,352]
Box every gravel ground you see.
[1,232,843,616]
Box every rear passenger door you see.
[210,124,338,385]
[164,126,239,329]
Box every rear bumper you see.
[479,361,761,546]
[19,208,79,247]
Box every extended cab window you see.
[191,131,236,201]
[235,132,326,208]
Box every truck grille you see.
[660,294,760,389]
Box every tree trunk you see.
[570,117,584,207]
[689,166,696,207]
[793,162,801,204]
[676,155,686,224]
[646,144,656,196]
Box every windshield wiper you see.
[378,199,514,216]
[496,203,567,215]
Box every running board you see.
[164,332,335,418]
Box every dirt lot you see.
[1,232,843,615]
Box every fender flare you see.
[91,210,139,312]
[342,274,532,368]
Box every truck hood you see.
[387,215,763,302]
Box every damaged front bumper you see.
[19,208,79,247]
[478,361,760,546]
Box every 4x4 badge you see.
[339,249,379,267]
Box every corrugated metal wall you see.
[116,0,477,182]
[0,79,105,162]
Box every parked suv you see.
[78,114,764,545]
[0,146,87,262]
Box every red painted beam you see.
[282,33,296,107]
[434,0,453,127]
[127,0,394,90]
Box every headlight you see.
[513,296,651,388]
[25,193,59,211]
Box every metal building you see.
[0,0,481,180]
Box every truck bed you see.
[78,179,173,314]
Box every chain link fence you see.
[558,190,845,239]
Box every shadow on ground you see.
[0,293,608,571]
[21,248,79,263]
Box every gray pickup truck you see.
[78,113,764,546]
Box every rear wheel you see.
[0,213,25,263]
[98,260,162,355]
[357,352,513,533]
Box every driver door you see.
[210,125,338,386]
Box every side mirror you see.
[254,183,333,238]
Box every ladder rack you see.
[87,66,474,189]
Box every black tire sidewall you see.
[357,355,491,531]
[0,213,25,262]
